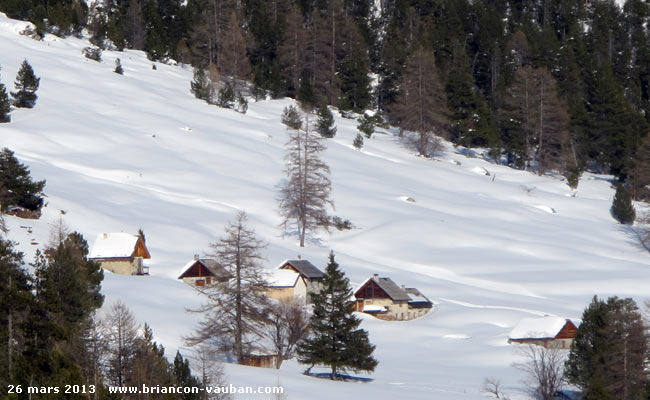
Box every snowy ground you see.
[1,12,648,400]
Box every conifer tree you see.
[282,105,303,131]
[353,133,364,150]
[11,60,40,108]
[114,58,124,75]
[611,184,636,224]
[173,351,203,400]
[565,296,648,399]
[391,46,449,157]
[278,114,333,247]
[0,148,46,212]
[316,102,336,138]
[0,81,10,123]
[357,114,374,138]
[297,252,377,380]
[0,67,10,123]
[191,67,213,102]
[187,212,269,364]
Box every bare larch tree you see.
[391,46,449,157]
[513,343,565,400]
[278,110,333,247]
[187,211,268,364]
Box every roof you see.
[356,276,412,302]
[178,258,231,280]
[265,269,300,287]
[279,259,324,279]
[404,288,431,303]
[509,316,573,340]
[89,233,147,259]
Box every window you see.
[196,279,205,287]
[206,277,211,285]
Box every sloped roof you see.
[356,276,411,302]
[404,288,431,303]
[265,269,300,287]
[509,316,573,340]
[178,258,231,280]
[89,233,143,259]
[279,259,324,279]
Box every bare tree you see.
[103,300,140,387]
[278,110,333,247]
[481,377,509,399]
[263,298,310,359]
[187,211,269,364]
[190,344,231,400]
[513,343,565,400]
[391,46,449,157]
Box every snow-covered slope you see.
[1,13,648,400]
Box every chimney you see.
[103,233,108,239]
[194,254,200,261]
[373,274,379,282]
[297,254,301,260]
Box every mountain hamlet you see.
[1,0,650,399]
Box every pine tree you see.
[11,60,40,108]
[0,81,10,123]
[0,67,10,123]
[353,133,364,150]
[565,296,648,399]
[357,114,374,138]
[173,351,203,400]
[611,184,636,224]
[630,135,650,201]
[0,237,31,381]
[316,102,336,138]
[114,58,124,75]
[297,252,377,380]
[0,148,46,212]
[191,67,213,102]
[282,105,303,131]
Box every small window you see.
[196,279,205,287]
[206,277,211,284]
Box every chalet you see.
[177,255,231,287]
[277,259,324,294]
[353,274,433,320]
[508,316,578,349]
[243,354,283,369]
[264,268,308,302]
[89,233,150,275]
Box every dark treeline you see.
[3,0,650,191]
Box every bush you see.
[353,134,364,150]
[236,92,248,113]
[82,47,102,62]
[357,113,375,138]
[330,216,354,231]
[114,58,124,75]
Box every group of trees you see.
[187,211,377,380]
[7,0,650,189]
[0,59,40,122]
[0,223,210,399]
[511,296,649,400]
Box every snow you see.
[88,232,140,258]
[1,11,649,400]
[265,268,300,287]
[363,304,387,312]
[509,316,570,340]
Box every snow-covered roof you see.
[362,304,387,313]
[89,233,141,259]
[265,269,300,287]
[178,258,231,280]
[355,275,412,302]
[509,316,572,340]
[404,288,431,303]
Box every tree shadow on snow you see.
[304,371,374,383]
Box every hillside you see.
[1,12,649,400]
